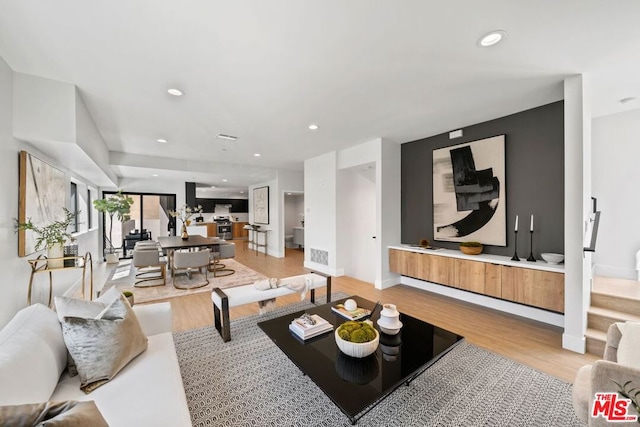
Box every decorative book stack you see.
[289,313,333,340]
[331,304,372,321]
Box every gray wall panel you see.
[401,101,564,258]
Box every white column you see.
[563,74,592,353]
[376,139,401,289]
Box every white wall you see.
[0,58,101,328]
[592,108,640,279]
[304,152,340,274]
[563,75,591,354]
[13,72,76,144]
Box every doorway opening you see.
[284,192,304,256]
[100,191,176,259]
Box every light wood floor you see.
[96,245,599,383]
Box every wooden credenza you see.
[389,247,564,313]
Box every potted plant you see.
[93,191,134,263]
[15,208,75,269]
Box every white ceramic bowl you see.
[335,328,379,358]
[541,253,564,264]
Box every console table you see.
[247,228,268,256]
[27,252,94,306]
[388,245,564,313]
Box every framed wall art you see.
[253,186,269,224]
[18,150,67,256]
[432,135,506,246]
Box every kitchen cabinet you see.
[233,222,249,239]
[195,198,249,213]
[388,247,564,313]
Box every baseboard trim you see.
[375,276,399,290]
[562,333,586,354]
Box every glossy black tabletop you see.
[258,296,463,423]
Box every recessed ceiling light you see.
[308,124,319,130]
[240,191,244,194]
[152,174,159,177]
[167,88,183,96]
[157,139,167,143]
[620,97,638,104]
[217,134,238,141]
[287,192,292,195]
[210,185,216,188]
[477,30,507,47]
[222,179,228,182]
[254,153,261,157]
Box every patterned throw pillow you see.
[59,294,148,393]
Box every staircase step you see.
[585,328,607,357]
[591,292,640,314]
[588,306,640,332]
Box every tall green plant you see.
[15,208,75,251]
[93,191,134,254]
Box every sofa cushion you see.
[60,294,148,393]
[572,364,592,423]
[51,332,192,426]
[0,304,67,405]
[0,400,108,426]
[617,321,640,369]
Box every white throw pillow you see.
[0,304,67,405]
[54,285,121,322]
[617,322,640,369]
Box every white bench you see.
[211,271,332,342]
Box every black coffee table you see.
[258,296,463,424]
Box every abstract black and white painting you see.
[433,135,506,246]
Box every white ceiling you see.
[1,1,639,193]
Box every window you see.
[70,182,79,233]
[87,188,93,229]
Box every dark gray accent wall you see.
[401,101,564,258]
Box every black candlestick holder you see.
[527,230,536,262]
[511,230,520,261]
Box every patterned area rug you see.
[173,296,583,427]
[99,258,267,304]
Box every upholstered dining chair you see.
[132,245,166,287]
[172,249,210,289]
[573,321,640,426]
[209,242,236,277]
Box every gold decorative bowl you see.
[459,244,483,255]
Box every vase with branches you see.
[169,204,202,239]
[93,191,134,261]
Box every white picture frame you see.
[253,186,269,224]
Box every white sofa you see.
[0,302,192,426]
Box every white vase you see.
[47,243,64,269]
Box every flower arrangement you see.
[169,204,203,226]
